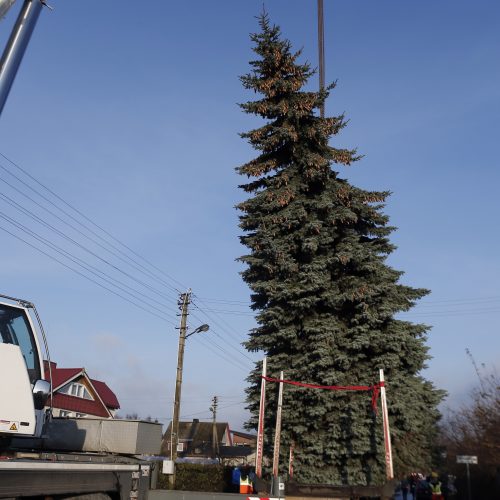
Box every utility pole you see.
[168,291,208,487]
[210,395,219,459]
[170,290,191,469]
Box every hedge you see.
[156,463,234,492]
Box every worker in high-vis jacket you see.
[430,473,443,500]
[239,467,253,494]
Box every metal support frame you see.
[379,369,394,480]
[272,370,284,478]
[255,357,267,477]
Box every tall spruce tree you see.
[237,15,444,485]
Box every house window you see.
[75,413,86,418]
[60,410,72,417]
[59,382,94,400]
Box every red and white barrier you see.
[246,497,282,500]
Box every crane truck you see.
[0,5,164,498]
[0,293,163,499]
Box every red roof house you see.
[44,361,120,419]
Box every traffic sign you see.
[457,455,478,464]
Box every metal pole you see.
[255,357,267,478]
[0,0,44,116]
[466,463,472,500]
[317,0,325,118]
[379,369,394,480]
[0,0,17,19]
[272,370,284,478]
[170,290,191,484]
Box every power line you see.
[0,162,181,297]
[194,307,254,316]
[0,212,178,324]
[200,295,500,317]
[0,215,254,371]
[192,296,254,349]
[190,334,251,373]
[0,154,259,373]
[116,398,248,422]
[415,296,500,307]
[194,297,251,306]
[401,308,500,318]
[119,395,243,402]
[0,193,179,315]
[190,306,256,365]
[0,151,188,293]
[0,222,176,324]
[179,401,247,420]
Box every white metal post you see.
[379,369,394,480]
[272,370,284,478]
[466,463,472,500]
[255,357,267,478]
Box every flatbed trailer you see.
[0,450,153,500]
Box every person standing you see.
[409,473,418,499]
[430,473,443,500]
[231,466,241,493]
[239,466,252,494]
[401,477,410,500]
[417,476,433,500]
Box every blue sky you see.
[0,0,498,431]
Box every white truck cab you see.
[0,296,50,438]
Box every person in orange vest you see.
[239,466,253,494]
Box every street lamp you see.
[170,293,209,470]
[185,323,209,339]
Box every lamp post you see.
[170,291,209,468]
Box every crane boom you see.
[0,0,17,19]
[0,0,43,116]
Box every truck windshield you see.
[0,303,41,384]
